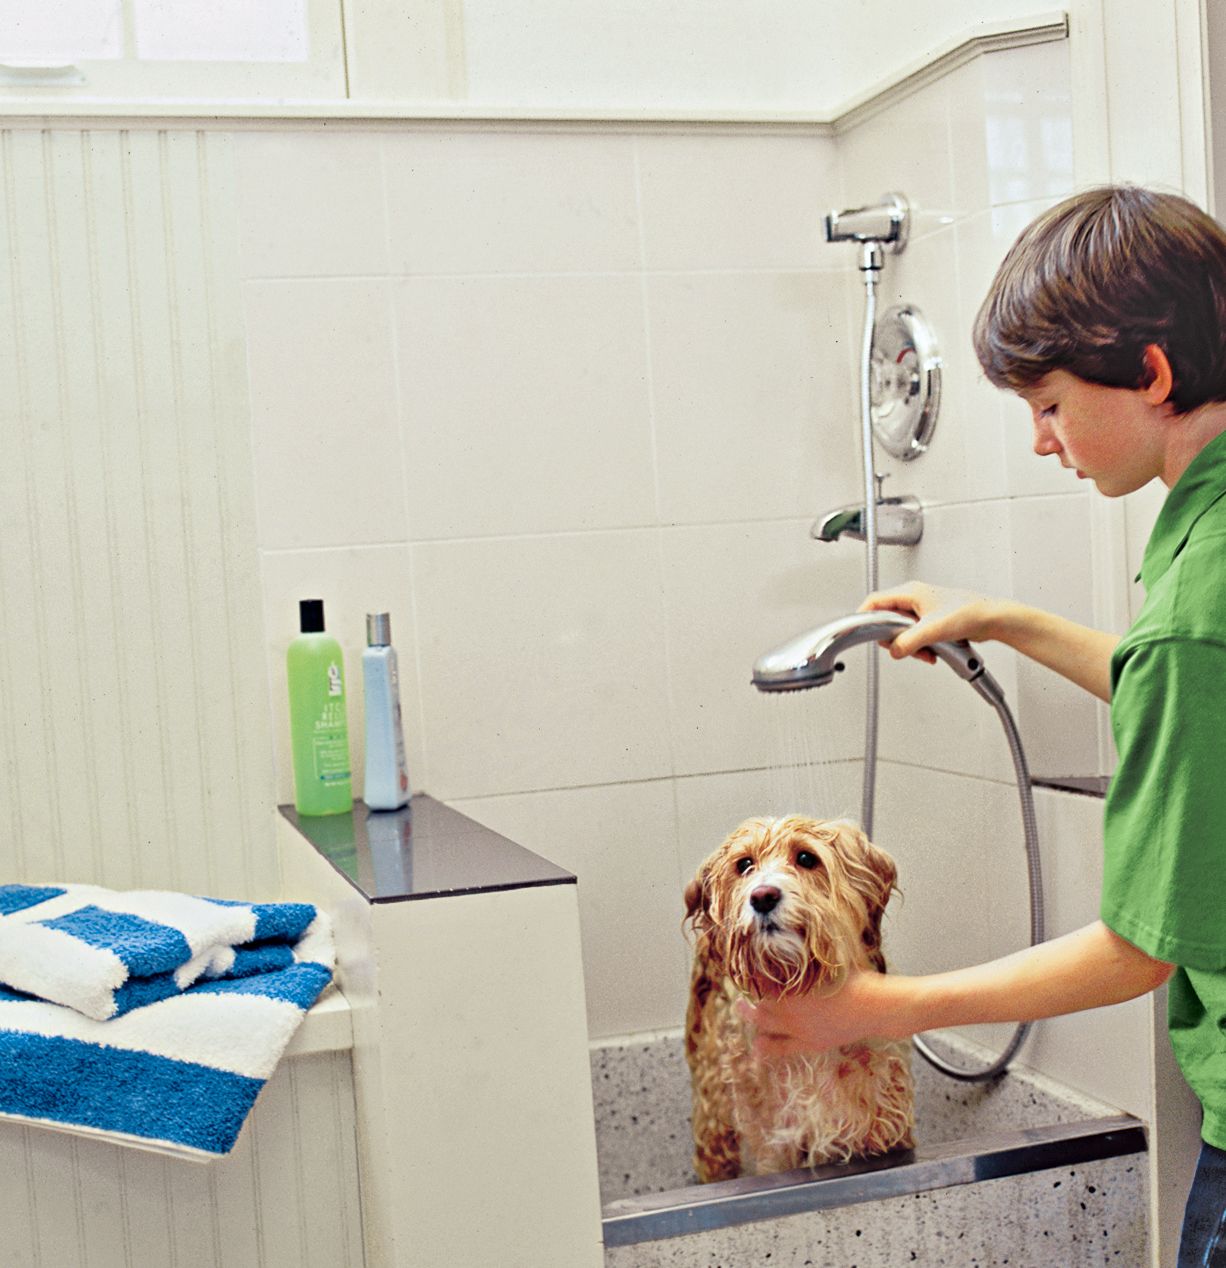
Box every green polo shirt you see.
[1102,428,1226,1148]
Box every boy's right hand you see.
[858,583,1008,664]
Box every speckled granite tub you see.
[592,1031,1148,1266]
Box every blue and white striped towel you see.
[0,883,334,1160]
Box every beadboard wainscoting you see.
[0,128,278,900]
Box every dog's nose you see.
[750,885,781,915]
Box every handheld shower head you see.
[753,607,1041,1086]
[751,610,1003,704]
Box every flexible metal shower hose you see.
[910,691,1045,1081]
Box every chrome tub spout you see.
[812,495,923,546]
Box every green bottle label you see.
[313,694,351,783]
[288,636,353,815]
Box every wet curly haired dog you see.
[683,815,915,1182]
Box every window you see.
[0,0,345,101]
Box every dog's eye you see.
[795,850,820,870]
[734,857,754,875]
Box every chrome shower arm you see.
[824,193,910,253]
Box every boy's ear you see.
[1140,343,1174,405]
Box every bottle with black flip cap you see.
[287,599,353,816]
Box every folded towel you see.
[0,884,334,1160]
[0,883,319,1021]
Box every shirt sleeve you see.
[1101,635,1226,970]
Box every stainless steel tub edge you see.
[601,1115,1147,1248]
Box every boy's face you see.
[1019,370,1168,497]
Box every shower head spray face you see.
[752,611,913,692]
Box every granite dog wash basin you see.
[592,1031,1148,1265]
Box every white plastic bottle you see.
[362,612,410,811]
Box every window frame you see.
[0,0,346,104]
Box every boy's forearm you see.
[986,603,1119,702]
[862,586,1118,701]
[886,922,1174,1038]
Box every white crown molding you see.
[0,10,1068,131]
[830,10,1069,134]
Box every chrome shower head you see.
[824,193,910,253]
[752,610,1003,704]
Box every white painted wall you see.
[345,0,1064,112]
[459,0,1061,111]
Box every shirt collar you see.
[1139,428,1226,590]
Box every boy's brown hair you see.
[972,185,1226,413]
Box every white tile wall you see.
[868,220,1011,506]
[649,270,856,524]
[1017,787,1153,1119]
[384,131,642,275]
[450,779,688,1036]
[947,40,1075,212]
[954,201,1084,499]
[235,131,389,278]
[660,519,865,778]
[873,761,1031,970]
[872,761,1151,1096]
[635,132,842,271]
[235,38,1116,1067]
[836,72,957,231]
[236,124,862,1043]
[1008,494,1100,777]
[411,530,673,800]
[245,278,406,549]
[875,499,1022,785]
[835,37,1154,1124]
[394,273,656,539]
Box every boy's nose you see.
[1031,416,1061,458]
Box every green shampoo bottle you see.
[287,598,353,816]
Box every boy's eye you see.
[795,851,820,870]
[1039,404,1057,418]
[735,857,754,875]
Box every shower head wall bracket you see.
[824,192,910,255]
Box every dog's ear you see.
[829,820,898,967]
[683,865,713,933]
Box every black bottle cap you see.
[299,598,326,633]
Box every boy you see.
[740,185,1226,1265]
